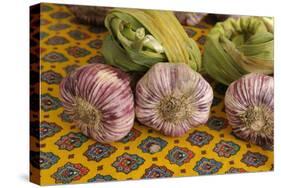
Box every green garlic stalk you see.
[102,9,201,72]
[203,16,274,85]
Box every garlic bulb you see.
[135,63,213,137]
[68,5,112,26]
[225,73,273,147]
[60,64,135,143]
[174,12,207,26]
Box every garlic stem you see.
[158,95,193,123]
[74,97,101,129]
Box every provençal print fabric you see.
[30,3,273,185]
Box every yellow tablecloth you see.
[30,3,273,185]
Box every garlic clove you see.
[135,63,213,137]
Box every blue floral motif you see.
[142,165,173,179]
[45,36,69,45]
[64,64,79,74]
[187,131,213,147]
[30,151,60,169]
[40,121,62,140]
[207,116,228,131]
[66,46,90,58]
[52,162,89,184]
[42,52,68,63]
[226,167,247,174]
[40,18,50,26]
[213,140,240,158]
[185,28,197,37]
[41,4,53,12]
[241,151,268,167]
[112,153,144,174]
[138,136,167,154]
[88,39,103,49]
[87,55,105,64]
[59,111,74,123]
[261,144,273,151]
[41,70,63,84]
[88,174,116,182]
[48,23,70,31]
[55,132,88,151]
[68,30,90,40]
[193,157,222,175]
[166,146,195,166]
[119,128,141,143]
[39,32,49,40]
[41,93,62,111]
[50,11,70,19]
[197,35,206,45]
[84,143,116,162]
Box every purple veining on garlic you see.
[225,73,274,147]
[135,63,213,137]
[60,63,135,143]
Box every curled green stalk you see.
[102,9,201,72]
[203,16,274,85]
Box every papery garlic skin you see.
[135,63,213,137]
[225,73,274,147]
[60,64,135,143]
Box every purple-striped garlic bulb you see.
[68,5,112,26]
[135,63,213,137]
[225,73,274,147]
[174,12,207,26]
[59,64,135,143]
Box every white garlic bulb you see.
[225,73,274,147]
[135,63,213,137]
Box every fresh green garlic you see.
[203,16,274,85]
[102,9,201,72]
